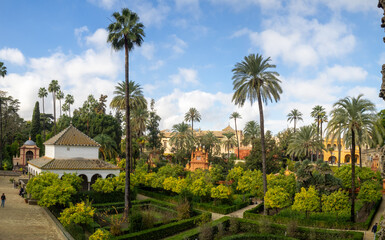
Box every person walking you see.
[372,222,378,240]
[1,193,5,208]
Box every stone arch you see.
[79,174,88,191]
[345,154,351,163]
[328,156,336,164]
[90,174,102,190]
[327,144,331,149]
[106,174,115,178]
[26,151,34,161]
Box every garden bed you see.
[244,198,381,230]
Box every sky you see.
[0,0,384,135]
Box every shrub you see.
[199,223,213,240]
[130,211,144,232]
[177,201,192,220]
[229,217,240,234]
[89,228,112,240]
[142,211,156,229]
[59,201,95,228]
[286,221,298,238]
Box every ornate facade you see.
[13,138,40,166]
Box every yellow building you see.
[322,139,360,164]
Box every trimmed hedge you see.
[221,233,298,240]
[138,188,250,214]
[114,214,209,240]
[244,199,381,230]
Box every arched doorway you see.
[328,156,336,164]
[26,151,34,161]
[79,174,88,191]
[345,155,351,163]
[90,174,102,190]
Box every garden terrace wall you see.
[243,199,381,230]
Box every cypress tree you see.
[30,101,41,141]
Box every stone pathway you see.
[364,194,385,240]
[0,176,66,240]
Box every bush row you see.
[114,214,209,240]
[221,233,298,240]
[244,199,381,230]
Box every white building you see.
[28,124,120,190]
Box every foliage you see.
[357,181,382,204]
[211,184,232,200]
[26,172,60,200]
[264,187,291,210]
[226,166,244,186]
[292,186,320,217]
[287,125,324,159]
[39,181,76,207]
[335,165,380,189]
[322,190,350,218]
[62,173,82,191]
[92,172,131,193]
[176,201,192,220]
[190,177,213,199]
[146,99,162,150]
[30,101,41,141]
[209,164,225,183]
[59,201,95,227]
[267,173,296,199]
[237,169,263,198]
[89,228,112,240]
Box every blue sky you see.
[0,0,383,134]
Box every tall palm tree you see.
[222,132,236,160]
[184,107,201,137]
[131,107,148,138]
[48,80,60,134]
[198,131,221,158]
[64,94,75,117]
[107,7,145,219]
[110,81,147,112]
[232,54,282,215]
[327,94,378,223]
[242,120,260,149]
[230,112,242,159]
[311,105,326,161]
[56,90,64,118]
[287,125,324,160]
[0,62,6,167]
[94,134,118,161]
[287,109,303,133]
[38,87,48,140]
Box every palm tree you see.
[110,81,147,112]
[107,7,145,219]
[48,80,60,134]
[327,94,378,223]
[232,54,282,215]
[64,94,75,117]
[198,131,221,158]
[0,62,6,77]
[230,112,242,159]
[184,107,201,137]
[311,105,326,161]
[131,107,148,138]
[222,132,236,160]
[94,134,118,161]
[38,87,48,140]
[287,125,324,160]
[0,62,6,167]
[287,109,303,133]
[242,120,260,149]
[170,122,194,163]
[56,90,64,118]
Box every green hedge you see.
[138,188,250,214]
[237,218,363,240]
[221,233,298,240]
[244,199,381,230]
[114,214,208,240]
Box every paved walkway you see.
[364,195,385,240]
[0,176,66,240]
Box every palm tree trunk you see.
[59,99,62,118]
[257,91,268,215]
[192,121,194,139]
[338,135,341,168]
[350,128,356,223]
[123,41,131,220]
[316,118,320,161]
[235,118,240,159]
[42,97,45,141]
[53,93,56,134]
[320,122,323,160]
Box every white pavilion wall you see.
[45,145,99,159]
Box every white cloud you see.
[319,0,373,12]
[231,28,252,38]
[325,65,367,82]
[210,0,281,11]
[170,35,188,55]
[140,42,155,60]
[0,29,122,121]
[0,48,26,65]
[87,0,117,9]
[74,26,89,46]
[175,0,200,16]
[170,68,199,85]
[149,60,164,70]
[85,28,109,49]
[134,1,170,27]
